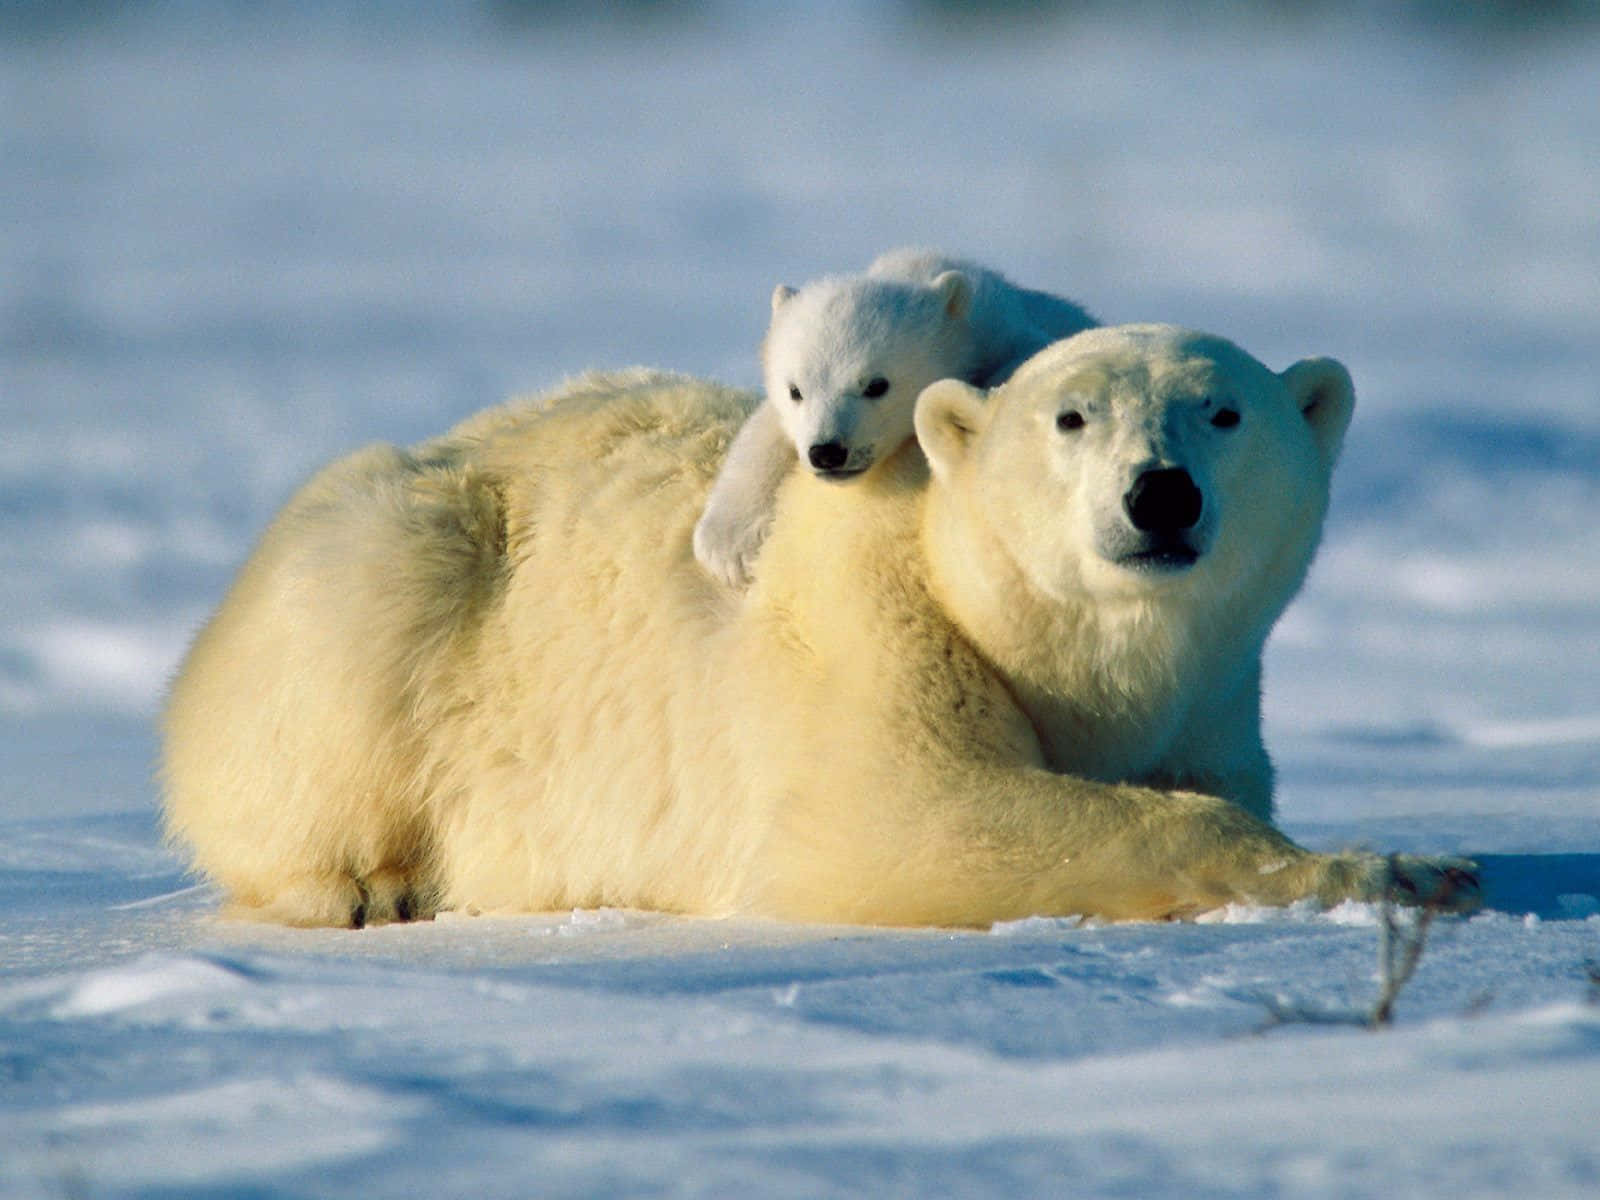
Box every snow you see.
[3,3,1599,1196]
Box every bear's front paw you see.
[1381,854,1482,914]
[1322,852,1482,914]
[693,509,771,589]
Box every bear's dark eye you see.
[1056,410,1086,432]
[1211,407,1241,429]
[862,377,890,399]
[788,385,803,403]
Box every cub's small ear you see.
[770,284,798,316]
[931,270,974,321]
[916,379,988,481]
[1281,356,1355,468]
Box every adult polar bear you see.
[163,325,1472,928]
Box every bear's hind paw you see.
[359,867,438,926]
[223,868,437,929]
[224,872,369,929]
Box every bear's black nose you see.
[1124,468,1203,534]
[808,441,849,472]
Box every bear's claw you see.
[1380,854,1482,914]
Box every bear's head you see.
[763,270,977,480]
[915,324,1354,639]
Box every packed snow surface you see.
[3,4,1598,1196]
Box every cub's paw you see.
[692,509,771,589]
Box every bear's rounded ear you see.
[1281,357,1355,468]
[916,379,988,481]
[770,284,798,316]
[931,270,974,321]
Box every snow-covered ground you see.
[3,4,1598,1196]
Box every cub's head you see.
[916,324,1354,623]
[763,270,977,480]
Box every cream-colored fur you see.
[162,330,1474,928]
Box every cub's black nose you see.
[808,441,849,472]
[1124,468,1203,534]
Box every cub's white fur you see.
[692,248,1096,586]
[162,328,1476,929]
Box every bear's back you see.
[470,371,755,592]
[409,371,771,912]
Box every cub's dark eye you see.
[862,377,890,399]
[1056,410,1086,432]
[1211,407,1241,429]
[788,385,802,403]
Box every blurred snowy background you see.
[3,2,1599,1196]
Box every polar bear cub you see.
[691,248,1096,586]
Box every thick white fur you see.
[163,328,1473,929]
[692,248,1096,586]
